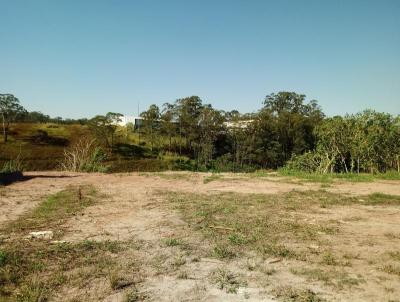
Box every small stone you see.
[27,231,53,240]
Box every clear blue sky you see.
[1,0,399,118]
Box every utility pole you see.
[137,101,140,144]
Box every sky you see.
[0,0,399,119]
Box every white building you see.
[224,120,254,129]
[117,115,143,128]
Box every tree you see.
[175,96,203,154]
[140,105,160,151]
[314,116,351,173]
[260,92,324,167]
[392,116,400,172]
[0,94,26,142]
[125,122,135,142]
[224,110,240,121]
[160,102,177,151]
[195,105,225,167]
[23,111,50,123]
[356,110,397,173]
[311,111,399,174]
[250,110,281,168]
[88,112,122,152]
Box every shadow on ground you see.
[0,172,78,186]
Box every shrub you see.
[285,151,323,173]
[60,137,108,172]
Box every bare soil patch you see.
[1,171,399,301]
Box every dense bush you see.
[285,152,323,173]
[283,111,400,174]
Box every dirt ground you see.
[1,171,400,301]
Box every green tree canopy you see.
[88,112,122,151]
[0,94,27,142]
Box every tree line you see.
[287,111,400,173]
[1,92,399,173]
[136,93,399,173]
[127,93,323,170]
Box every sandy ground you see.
[1,171,400,301]
[2,171,400,227]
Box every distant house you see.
[117,115,143,128]
[223,120,254,129]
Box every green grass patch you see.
[0,239,128,301]
[203,174,223,184]
[277,168,400,183]
[364,193,400,205]
[5,186,98,236]
[163,238,181,247]
[290,267,364,289]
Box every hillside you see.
[0,123,192,172]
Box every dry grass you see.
[0,123,90,171]
[290,267,364,289]
[0,186,141,302]
[167,189,400,299]
[273,286,325,302]
[168,190,397,261]
[60,136,106,172]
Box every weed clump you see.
[273,286,325,302]
[211,268,244,294]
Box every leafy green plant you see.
[1,154,24,173]
[164,238,181,247]
[0,250,6,267]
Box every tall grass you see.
[277,167,400,183]
[0,147,24,173]
[1,158,24,173]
